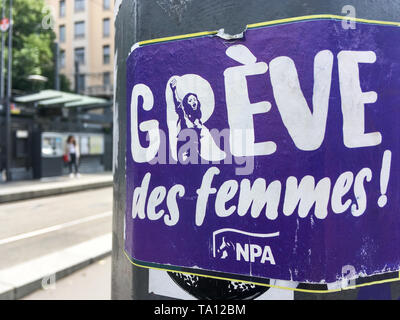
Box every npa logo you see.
[212,229,279,265]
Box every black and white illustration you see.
[166,75,226,163]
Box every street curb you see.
[0,234,112,300]
[0,178,113,204]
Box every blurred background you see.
[0,0,114,300]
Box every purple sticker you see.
[125,18,400,284]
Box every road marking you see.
[0,211,112,246]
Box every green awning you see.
[39,93,83,106]
[65,96,108,107]
[14,90,62,103]
[14,90,109,108]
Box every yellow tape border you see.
[124,249,400,294]
[138,14,400,47]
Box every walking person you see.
[65,135,81,178]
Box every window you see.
[78,74,86,92]
[59,25,66,43]
[74,47,85,65]
[60,50,65,68]
[74,21,85,39]
[103,0,110,10]
[75,0,85,12]
[103,72,111,87]
[15,135,28,158]
[103,18,110,37]
[60,0,66,17]
[103,45,110,64]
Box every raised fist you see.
[170,78,177,90]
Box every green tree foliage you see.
[1,0,71,93]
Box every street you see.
[0,187,112,269]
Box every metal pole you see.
[54,42,60,91]
[113,0,400,301]
[6,0,13,181]
[6,0,11,98]
[0,0,5,178]
[0,0,5,101]
[4,0,11,181]
[74,60,79,93]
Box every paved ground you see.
[0,187,112,269]
[22,256,112,300]
[0,173,112,203]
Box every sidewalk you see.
[0,173,113,203]
[23,256,112,300]
[0,234,111,300]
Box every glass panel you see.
[103,72,110,86]
[103,18,110,37]
[74,21,85,39]
[103,0,110,10]
[59,25,65,42]
[74,47,85,64]
[60,0,66,17]
[103,45,110,64]
[75,0,85,12]
[60,50,65,68]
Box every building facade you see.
[45,0,114,98]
